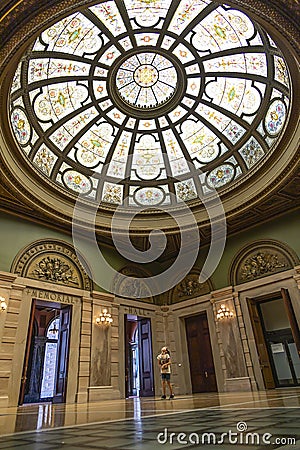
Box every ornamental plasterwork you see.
[8,0,291,209]
[230,240,299,285]
[11,239,92,290]
[240,252,287,281]
[113,266,153,302]
[32,256,79,285]
[170,273,212,303]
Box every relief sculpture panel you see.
[11,239,92,290]
[230,240,299,285]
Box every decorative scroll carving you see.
[178,277,201,297]
[11,239,92,290]
[230,240,299,285]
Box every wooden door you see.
[185,313,217,392]
[247,298,275,389]
[138,318,154,397]
[124,316,138,397]
[53,306,71,403]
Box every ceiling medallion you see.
[115,51,177,109]
[134,65,158,87]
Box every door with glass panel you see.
[263,329,300,387]
[258,299,300,387]
[249,293,300,388]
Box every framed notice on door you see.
[271,343,285,354]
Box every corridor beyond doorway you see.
[124,315,154,398]
[19,300,72,405]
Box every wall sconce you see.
[96,308,113,325]
[216,304,234,320]
[0,296,7,312]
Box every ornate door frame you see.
[5,239,92,406]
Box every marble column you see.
[0,274,23,408]
[76,294,92,403]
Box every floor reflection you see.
[0,388,298,436]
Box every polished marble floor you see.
[0,389,300,449]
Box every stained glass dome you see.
[9,0,291,208]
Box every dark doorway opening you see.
[125,315,154,398]
[19,300,72,405]
[185,312,217,393]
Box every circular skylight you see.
[9,0,291,208]
[115,52,177,108]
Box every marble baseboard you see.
[224,377,252,392]
[88,386,121,402]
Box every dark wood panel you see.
[53,306,71,403]
[138,318,154,397]
[281,288,300,357]
[247,298,275,389]
[185,313,217,393]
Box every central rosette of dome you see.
[115,52,177,108]
[134,65,158,87]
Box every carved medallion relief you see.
[11,239,92,290]
[113,266,153,302]
[168,273,213,304]
[230,240,299,285]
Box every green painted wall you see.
[0,208,299,293]
[0,212,159,292]
[209,209,300,289]
[0,212,130,292]
[0,213,72,272]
